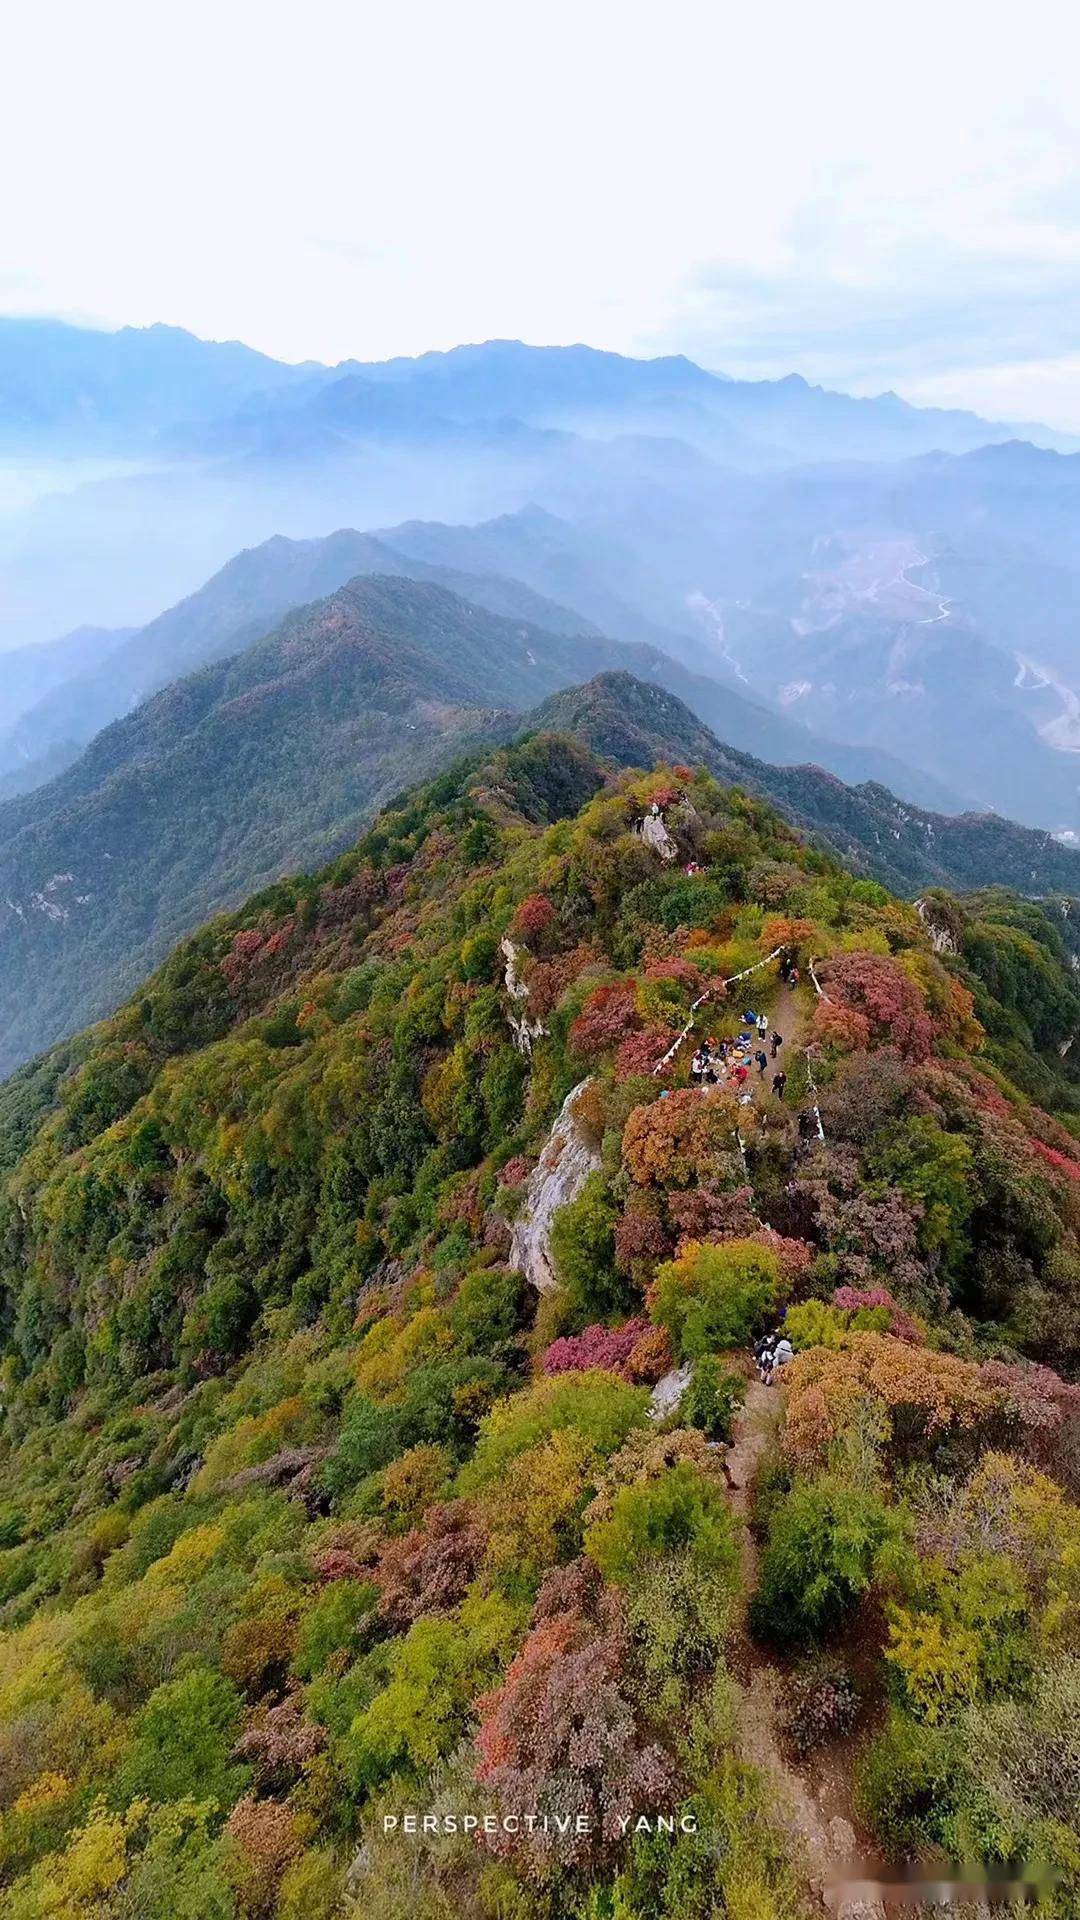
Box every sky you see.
[5,0,1080,424]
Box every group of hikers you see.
[754,1328,795,1384]
[690,1008,786,1104]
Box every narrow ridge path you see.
[725,1385,886,1920]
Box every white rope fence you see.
[807,955,831,1001]
[802,1043,827,1144]
[801,958,828,1142]
[651,946,784,1075]
[649,943,829,1150]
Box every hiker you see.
[690,1047,705,1087]
[756,1332,778,1383]
[771,1030,783,1057]
[757,1013,768,1039]
[772,1068,787,1099]
[733,1063,749,1087]
[742,1008,757,1026]
[789,965,800,987]
[771,1335,794,1378]
[755,1049,768,1076]
[797,1109,816,1146]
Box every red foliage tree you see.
[820,952,933,1061]
[667,1186,758,1245]
[622,1089,740,1190]
[542,1318,652,1377]
[569,983,642,1061]
[232,1688,326,1791]
[614,1026,672,1081]
[374,1500,486,1628]
[614,1189,674,1276]
[1029,1138,1080,1182]
[511,894,557,944]
[474,1559,675,1877]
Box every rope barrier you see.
[651,947,784,1075]
[807,955,830,1001]
[802,1043,827,1144]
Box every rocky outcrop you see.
[636,811,679,861]
[649,1364,692,1420]
[500,935,546,1054]
[510,1079,601,1293]
[914,897,958,954]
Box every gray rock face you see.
[914,897,958,953]
[510,1078,601,1293]
[637,811,679,861]
[649,1364,693,1420]
[500,935,547,1053]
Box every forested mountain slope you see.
[535,673,1080,896]
[3,640,1078,1083]
[0,527,597,786]
[1,574,651,1073]
[0,736,1078,1916]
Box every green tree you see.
[649,1239,780,1359]
[120,1666,249,1808]
[750,1476,899,1644]
[551,1172,632,1319]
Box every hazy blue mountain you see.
[0,318,316,448]
[292,340,1079,462]
[0,623,132,729]
[4,323,1080,838]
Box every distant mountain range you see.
[2,569,1079,1077]
[4,321,1074,462]
[4,322,1080,847]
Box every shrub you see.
[459,1372,649,1494]
[820,952,933,1062]
[585,1462,740,1593]
[550,1173,631,1319]
[782,1334,999,1472]
[378,1444,453,1529]
[856,1709,956,1854]
[777,1661,860,1760]
[648,1239,781,1359]
[542,1318,651,1377]
[345,1588,518,1794]
[474,1560,674,1878]
[750,1475,899,1644]
[119,1666,249,1808]
[681,1356,746,1441]
[783,1300,850,1351]
[292,1579,378,1680]
[375,1502,486,1627]
[884,1609,979,1725]
[622,1090,740,1190]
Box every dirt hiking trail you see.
[725,1381,886,1920]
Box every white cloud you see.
[3,0,1080,421]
